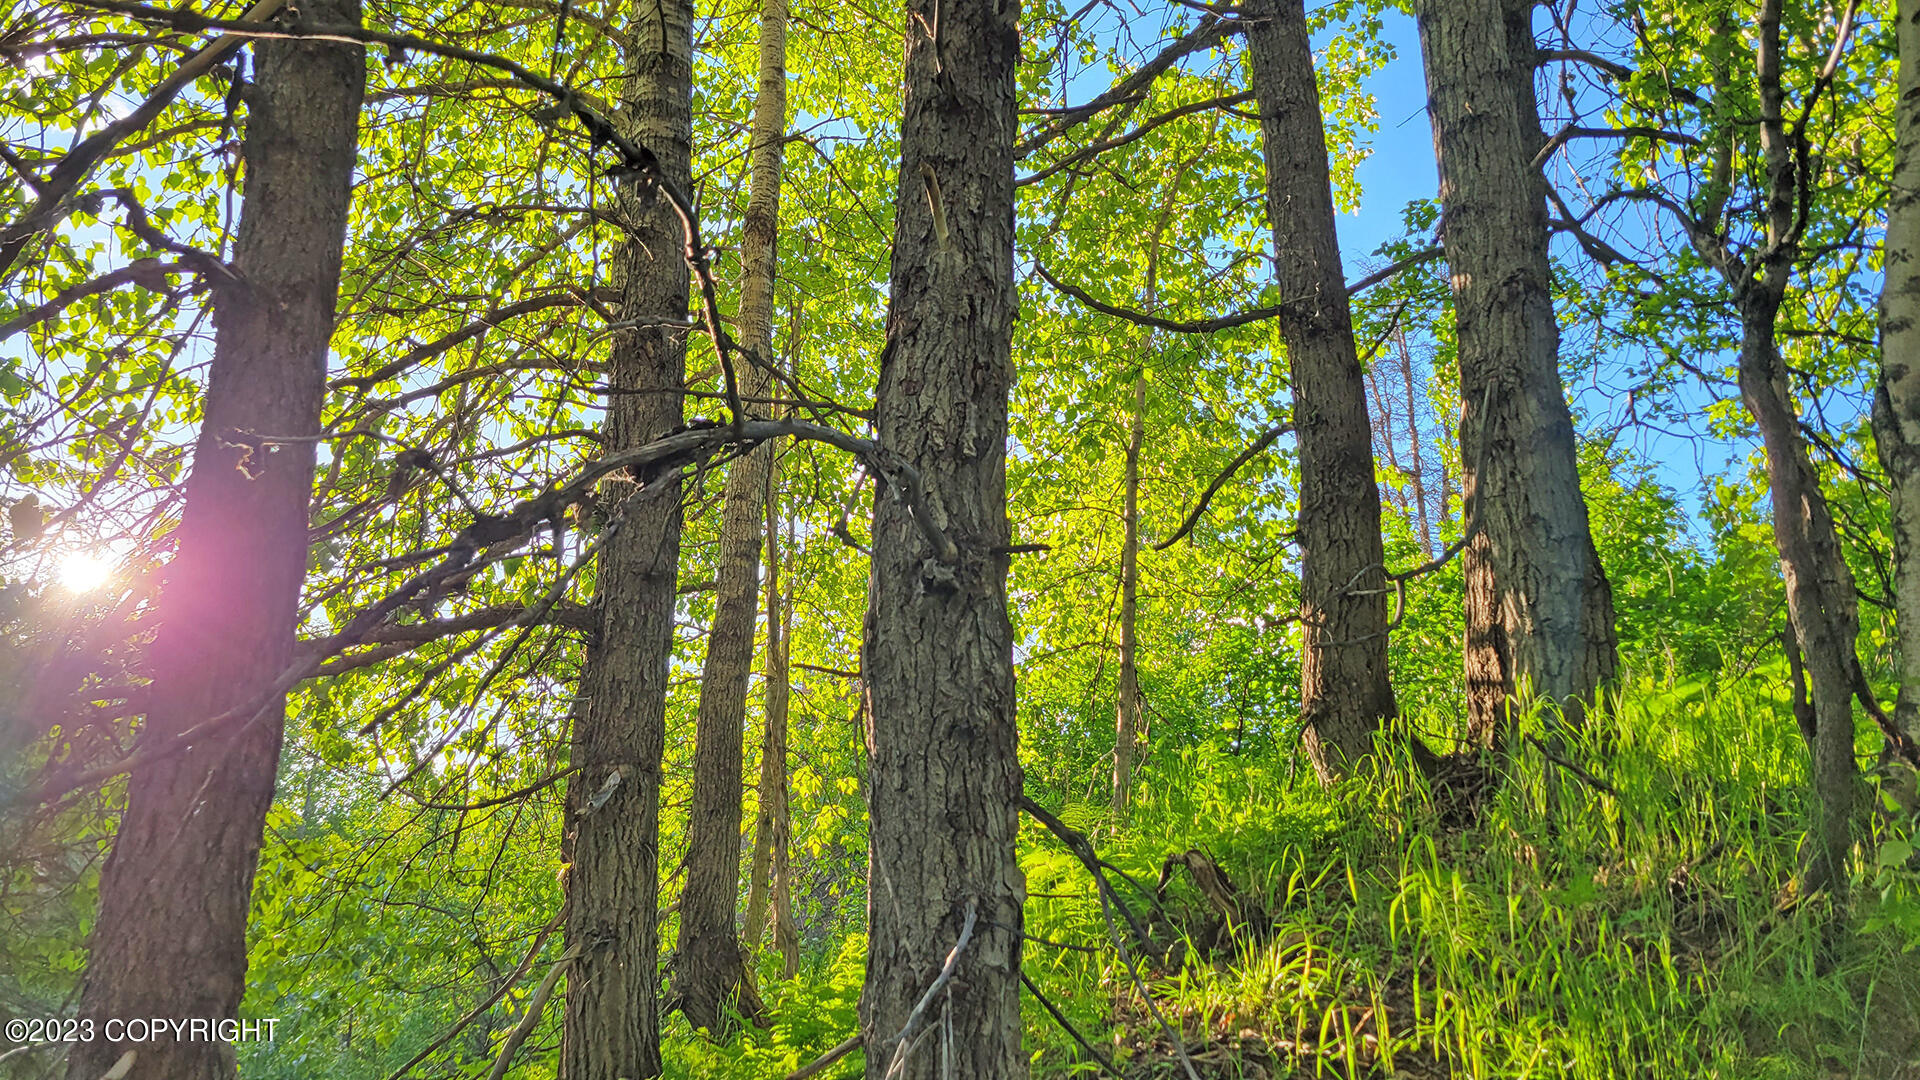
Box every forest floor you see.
[674,674,1920,1079]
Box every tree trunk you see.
[1878,0,1920,739]
[1742,319,1861,892]
[743,434,798,980]
[674,0,789,1033]
[1724,0,1861,893]
[1247,0,1398,781]
[859,0,1025,1071]
[1112,369,1145,812]
[741,451,801,976]
[561,0,693,1074]
[1111,190,1190,812]
[1413,0,1617,748]
[66,10,364,1079]
[1397,332,1435,558]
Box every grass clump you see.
[1002,672,1920,1079]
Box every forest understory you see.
[4,0,1920,1077]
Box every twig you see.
[990,919,1099,953]
[1524,733,1618,797]
[1098,873,1200,1080]
[1021,971,1126,1079]
[383,906,568,1080]
[1019,91,1255,187]
[0,0,288,278]
[1017,795,1157,947]
[483,943,581,1080]
[785,1035,863,1080]
[882,901,979,1080]
[410,767,580,812]
[1153,423,1290,550]
[1015,15,1239,159]
[1034,247,1442,336]
[1016,799,1197,1074]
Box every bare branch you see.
[784,1036,863,1080]
[381,906,568,1080]
[1033,247,1441,336]
[1016,14,1239,159]
[1152,423,1290,551]
[332,291,601,390]
[881,901,979,1080]
[1019,91,1255,186]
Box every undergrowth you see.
[669,668,1920,1079]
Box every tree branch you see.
[1152,423,1290,550]
[1016,14,1240,160]
[0,260,190,342]
[1033,246,1441,335]
[0,0,287,278]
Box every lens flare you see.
[57,551,115,593]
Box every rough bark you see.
[1508,3,1620,713]
[560,0,694,1073]
[1112,369,1145,812]
[66,9,364,1079]
[673,0,788,1033]
[1247,0,1399,780]
[858,0,1026,1070]
[1413,0,1617,748]
[1879,0,1920,738]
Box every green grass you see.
[677,670,1920,1079]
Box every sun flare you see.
[57,550,116,593]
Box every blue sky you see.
[1331,9,1435,273]
[1326,8,1750,529]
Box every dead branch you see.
[1020,971,1126,1079]
[1523,734,1619,797]
[784,1035,863,1080]
[1017,795,1158,948]
[881,900,978,1080]
[482,942,580,1080]
[382,906,567,1080]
